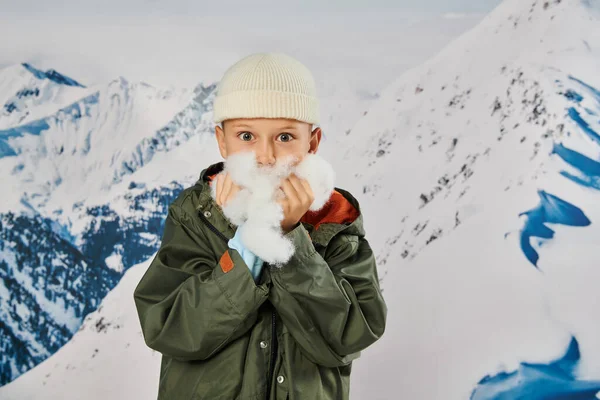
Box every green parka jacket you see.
[133,161,388,400]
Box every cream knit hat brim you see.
[212,52,320,125]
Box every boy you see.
[133,52,387,400]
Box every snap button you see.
[260,341,268,348]
[277,375,285,384]
[203,210,211,218]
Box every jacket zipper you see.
[266,307,277,400]
[197,209,278,400]
[197,209,230,243]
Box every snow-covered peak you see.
[20,63,85,88]
[381,0,599,103]
[0,73,208,215]
[335,0,600,261]
[0,63,91,129]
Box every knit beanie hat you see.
[212,52,320,125]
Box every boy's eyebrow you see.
[230,124,298,130]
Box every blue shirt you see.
[228,227,264,282]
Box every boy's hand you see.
[215,172,242,207]
[277,173,314,233]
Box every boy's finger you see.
[229,178,241,192]
[298,178,314,203]
[276,197,289,212]
[280,177,299,204]
[225,185,240,206]
[221,172,233,205]
[288,174,310,205]
[215,174,223,205]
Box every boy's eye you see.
[238,131,253,141]
[278,133,293,142]
[237,132,294,142]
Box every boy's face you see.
[214,118,322,167]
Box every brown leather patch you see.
[219,250,234,273]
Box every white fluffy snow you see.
[212,151,335,265]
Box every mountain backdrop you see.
[1,0,600,398]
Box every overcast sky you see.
[0,0,503,90]
[2,0,502,17]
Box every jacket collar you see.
[193,161,365,247]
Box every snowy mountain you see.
[0,180,188,387]
[332,0,600,398]
[0,64,221,387]
[0,257,163,400]
[1,0,600,398]
[314,78,380,153]
[0,63,88,130]
[0,73,216,215]
[334,0,600,280]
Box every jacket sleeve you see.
[267,223,387,367]
[133,203,270,362]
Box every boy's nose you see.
[256,143,276,166]
[257,156,276,167]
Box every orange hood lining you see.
[206,173,359,230]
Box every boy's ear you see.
[308,126,322,154]
[215,124,228,159]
